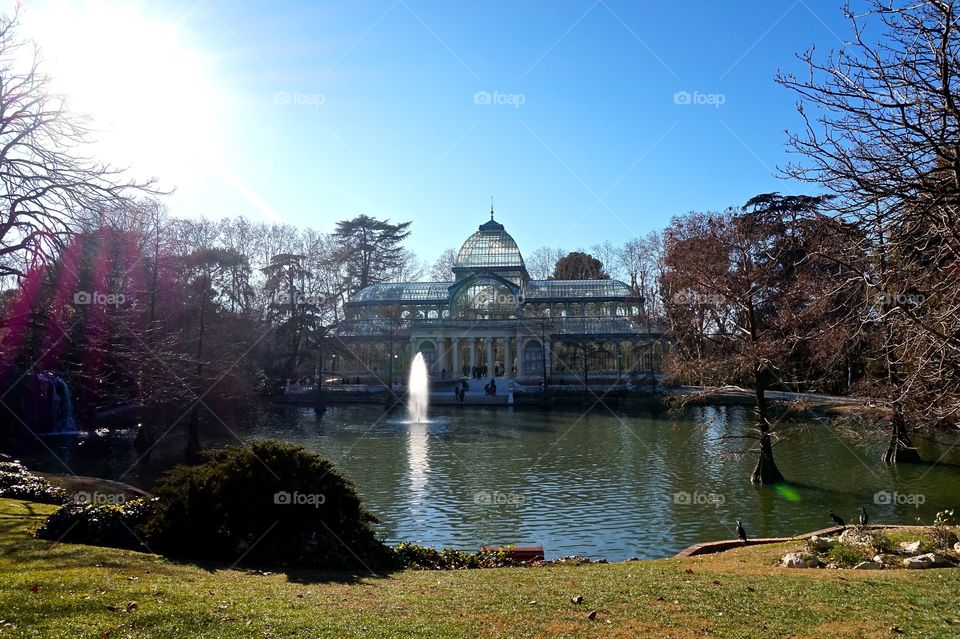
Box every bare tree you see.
[526,246,565,280]
[778,0,960,445]
[427,247,457,281]
[0,9,156,279]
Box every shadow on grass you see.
[2,498,396,585]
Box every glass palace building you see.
[334,214,664,386]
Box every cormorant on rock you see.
[829,510,846,528]
[859,507,869,527]
[736,520,747,543]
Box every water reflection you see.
[406,422,429,505]
[7,403,960,560]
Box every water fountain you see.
[407,352,429,423]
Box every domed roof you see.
[455,215,525,270]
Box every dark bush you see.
[392,542,520,570]
[34,498,155,550]
[142,440,391,570]
[0,460,68,504]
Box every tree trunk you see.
[750,365,785,484]
[186,283,206,459]
[882,409,922,464]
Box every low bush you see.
[0,460,68,505]
[34,498,155,550]
[931,510,958,550]
[867,532,894,556]
[142,440,392,570]
[825,543,869,567]
[392,543,519,570]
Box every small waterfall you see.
[54,377,78,432]
[407,352,429,423]
[38,372,78,433]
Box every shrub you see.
[825,543,869,567]
[142,440,391,570]
[867,532,894,556]
[0,460,68,505]
[931,510,958,550]
[392,543,520,570]
[34,498,155,550]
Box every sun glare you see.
[22,1,222,188]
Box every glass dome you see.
[455,218,525,270]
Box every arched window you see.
[451,278,519,320]
[418,340,437,370]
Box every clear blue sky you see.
[21,0,856,263]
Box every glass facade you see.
[334,215,664,382]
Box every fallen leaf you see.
[28,584,38,593]
[684,568,694,574]
[106,605,118,613]
[527,600,537,606]
[891,627,904,634]
[125,602,138,613]
[587,610,598,620]
[571,595,584,604]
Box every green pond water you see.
[15,403,960,560]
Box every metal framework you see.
[334,213,665,381]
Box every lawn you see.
[1,498,958,638]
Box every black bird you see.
[736,520,747,543]
[829,510,846,528]
[859,507,869,527]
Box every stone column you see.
[504,337,511,377]
[451,337,459,376]
[469,337,476,372]
[486,337,494,378]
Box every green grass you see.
[2,499,959,638]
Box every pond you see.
[10,403,960,560]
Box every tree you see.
[263,254,315,377]
[661,194,857,483]
[778,0,960,448]
[427,248,457,281]
[177,247,254,456]
[526,246,565,280]
[552,251,609,280]
[333,215,412,295]
[619,231,664,329]
[0,9,155,280]
[590,241,622,280]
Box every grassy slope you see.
[1,499,959,638]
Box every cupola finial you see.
[490,196,494,220]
